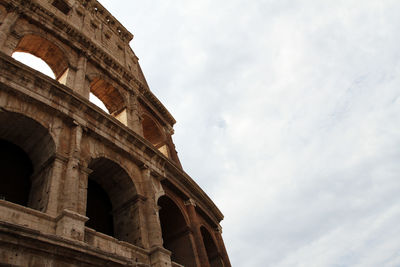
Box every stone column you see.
[73,53,88,98]
[77,166,91,215]
[141,165,163,248]
[0,9,19,53]
[132,196,149,247]
[214,227,232,267]
[127,93,143,135]
[43,117,68,217]
[140,165,173,267]
[45,154,68,216]
[55,122,90,241]
[61,122,83,212]
[185,199,211,267]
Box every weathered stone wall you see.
[0,0,231,266]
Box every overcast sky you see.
[15,0,400,266]
[96,1,400,266]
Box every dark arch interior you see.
[142,115,171,158]
[0,139,33,206]
[158,196,197,267]
[201,227,223,267]
[0,111,56,211]
[86,158,139,244]
[142,115,164,147]
[0,112,55,170]
[86,179,114,236]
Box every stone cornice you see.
[77,0,133,42]
[55,209,89,223]
[138,86,176,126]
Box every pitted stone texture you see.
[0,0,231,266]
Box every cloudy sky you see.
[95,0,400,266]
[16,0,400,266]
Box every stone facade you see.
[0,0,231,266]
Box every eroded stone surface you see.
[0,0,231,266]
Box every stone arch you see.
[141,113,171,158]
[153,185,166,206]
[200,226,223,267]
[86,74,128,125]
[13,34,71,83]
[84,152,144,194]
[158,195,198,267]
[2,103,62,149]
[0,111,56,212]
[87,74,126,113]
[86,157,142,245]
[142,113,165,146]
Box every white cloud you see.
[100,1,400,266]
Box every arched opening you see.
[89,92,108,112]
[0,139,33,206]
[201,227,223,267]
[12,52,55,79]
[142,115,170,158]
[89,78,127,125]
[86,157,140,245]
[0,111,56,211]
[86,179,114,236]
[158,196,197,267]
[12,35,69,84]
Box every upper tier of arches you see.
[4,10,180,164]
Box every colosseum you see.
[0,0,231,266]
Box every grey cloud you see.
[99,1,400,266]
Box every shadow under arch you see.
[13,34,70,83]
[142,114,165,146]
[200,226,223,267]
[89,77,125,113]
[88,76,128,125]
[86,157,141,245]
[142,114,171,158]
[0,111,56,212]
[158,195,197,267]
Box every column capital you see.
[184,198,197,207]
